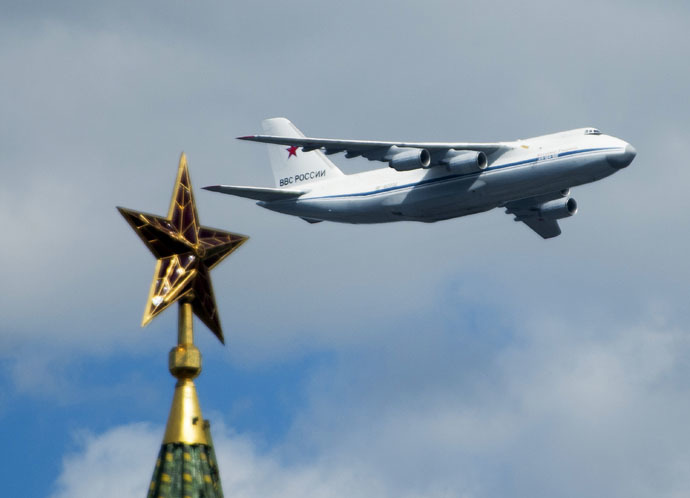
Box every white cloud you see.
[53,314,690,498]
[52,423,160,498]
[52,421,388,498]
[283,311,690,498]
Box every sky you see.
[1,1,689,496]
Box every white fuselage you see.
[259,129,633,223]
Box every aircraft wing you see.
[503,191,568,239]
[238,134,510,166]
[203,185,306,202]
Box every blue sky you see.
[2,1,690,497]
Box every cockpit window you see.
[585,128,602,135]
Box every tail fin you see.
[261,117,344,188]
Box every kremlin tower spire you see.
[118,153,248,497]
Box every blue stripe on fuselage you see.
[299,146,619,201]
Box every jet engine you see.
[445,151,488,175]
[388,149,431,171]
[538,197,578,220]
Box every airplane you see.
[204,118,636,238]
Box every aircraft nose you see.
[608,143,637,169]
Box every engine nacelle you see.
[445,151,488,175]
[389,148,431,171]
[539,197,578,220]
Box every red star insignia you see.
[287,145,298,159]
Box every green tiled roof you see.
[148,442,223,498]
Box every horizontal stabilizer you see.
[203,185,305,202]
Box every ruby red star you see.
[117,153,248,344]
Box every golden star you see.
[118,153,248,344]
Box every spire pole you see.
[178,300,195,347]
[162,299,207,445]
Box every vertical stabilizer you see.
[261,117,344,188]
